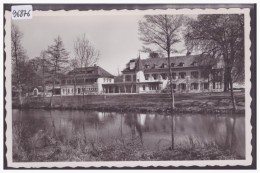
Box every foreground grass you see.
[13,130,241,162]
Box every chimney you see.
[94,64,97,67]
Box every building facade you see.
[44,65,114,96]
[102,54,224,94]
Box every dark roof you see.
[67,66,114,78]
[122,55,203,72]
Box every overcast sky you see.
[13,15,186,75]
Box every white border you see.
[4,7,252,168]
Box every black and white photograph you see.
[4,4,255,168]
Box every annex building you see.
[43,65,114,96]
[102,54,224,94]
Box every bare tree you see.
[74,34,99,68]
[139,15,184,150]
[38,50,50,97]
[11,24,27,106]
[74,34,100,100]
[139,15,184,109]
[184,14,244,112]
[69,58,79,96]
[47,36,69,107]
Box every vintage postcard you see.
[4,4,255,168]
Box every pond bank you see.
[13,92,245,114]
[13,130,242,162]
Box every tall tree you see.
[47,36,69,106]
[184,14,244,112]
[74,33,100,98]
[11,24,27,106]
[69,58,79,96]
[74,33,99,68]
[139,15,184,150]
[35,50,50,97]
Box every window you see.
[149,84,157,90]
[145,74,150,80]
[191,83,199,90]
[178,62,184,67]
[161,63,167,68]
[191,61,198,66]
[171,63,175,67]
[180,83,186,90]
[133,75,136,82]
[203,83,209,89]
[125,75,132,82]
[152,74,158,80]
[213,82,222,89]
[191,71,199,78]
[172,73,176,79]
[152,64,156,69]
[213,70,222,82]
[76,78,84,85]
[62,80,66,85]
[179,72,186,79]
[143,85,146,91]
[67,79,71,84]
[63,88,66,94]
[161,73,167,80]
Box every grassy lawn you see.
[17,92,245,114]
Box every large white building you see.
[102,54,224,94]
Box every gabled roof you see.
[122,55,204,73]
[67,66,114,78]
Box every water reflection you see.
[12,109,245,158]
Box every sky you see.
[13,15,186,75]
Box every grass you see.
[15,92,245,114]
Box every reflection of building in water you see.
[137,114,147,127]
[147,114,156,120]
[97,112,105,121]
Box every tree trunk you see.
[167,50,175,150]
[18,81,23,107]
[229,73,237,112]
[224,68,230,92]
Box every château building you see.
[102,54,224,94]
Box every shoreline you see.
[12,92,245,114]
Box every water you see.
[12,109,245,158]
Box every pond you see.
[12,109,245,160]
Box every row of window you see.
[103,78,112,83]
[143,71,201,80]
[143,61,198,69]
[125,75,137,82]
[62,87,98,94]
[61,78,98,85]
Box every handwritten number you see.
[12,9,31,18]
